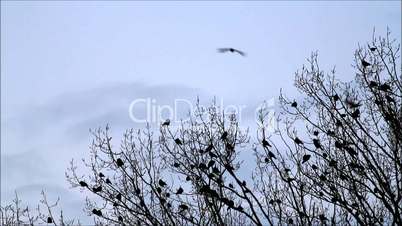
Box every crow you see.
[174,138,183,145]
[47,217,53,223]
[228,183,234,189]
[116,193,122,201]
[158,179,167,187]
[116,158,124,167]
[313,139,321,149]
[378,83,391,91]
[217,48,246,56]
[93,186,102,193]
[332,94,340,102]
[179,204,189,211]
[351,109,360,119]
[79,181,88,187]
[161,119,170,126]
[262,139,272,147]
[294,137,303,145]
[311,164,318,170]
[345,98,362,108]
[135,188,141,195]
[221,131,228,140]
[98,172,105,178]
[302,154,311,163]
[291,101,298,108]
[313,131,319,136]
[173,162,180,168]
[92,209,102,217]
[176,187,184,195]
[369,47,377,51]
[268,151,276,159]
[105,178,112,184]
[207,160,215,168]
[118,216,124,222]
[361,59,371,67]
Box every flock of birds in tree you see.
[73,45,395,223]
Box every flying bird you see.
[217,48,246,56]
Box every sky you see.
[1,0,401,222]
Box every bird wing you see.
[217,48,230,53]
[233,49,246,56]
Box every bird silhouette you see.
[161,119,170,126]
[345,98,362,108]
[93,186,102,193]
[369,47,377,51]
[207,160,215,168]
[116,193,122,201]
[302,154,311,163]
[291,101,298,108]
[369,81,378,87]
[135,188,141,195]
[158,179,167,187]
[116,158,124,167]
[333,94,340,102]
[361,59,371,67]
[105,178,111,184]
[268,151,276,159]
[313,131,319,136]
[176,187,184,195]
[92,209,102,217]
[311,164,318,170]
[79,181,88,187]
[47,217,53,223]
[217,48,246,56]
[294,137,303,145]
[173,162,180,168]
[179,204,189,211]
[118,216,123,222]
[262,139,272,147]
[174,138,183,145]
[351,109,360,119]
[378,83,391,91]
[221,131,228,140]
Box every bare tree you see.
[3,31,400,226]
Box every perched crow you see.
[302,154,311,163]
[313,131,319,136]
[207,160,215,168]
[217,48,246,56]
[369,81,378,87]
[311,164,318,170]
[135,188,141,195]
[47,217,53,223]
[158,179,167,187]
[173,162,180,168]
[268,151,276,159]
[105,178,112,184]
[212,167,220,174]
[93,186,102,193]
[313,139,321,149]
[118,216,123,222]
[294,137,303,145]
[351,109,360,119]
[332,94,340,102]
[98,172,105,178]
[116,193,122,201]
[174,138,183,145]
[262,139,272,147]
[179,204,189,211]
[228,183,234,189]
[335,141,343,149]
[92,209,102,217]
[176,187,184,195]
[185,176,191,181]
[116,158,124,167]
[264,157,270,163]
[378,83,391,91]
[156,187,162,193]
[161,119,170,126]
[361,59,371,67]
[288,218,294,224]
[291,101,298,108]
[79,181,88,187]
[369,47,377,51]
[221,131,228,140]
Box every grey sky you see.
[1,0,401,222]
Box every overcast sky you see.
[1,0,401,222]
